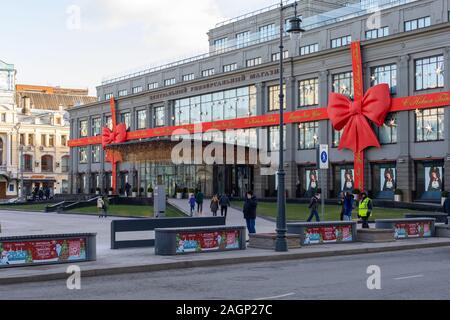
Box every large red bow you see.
[102,123,127,148]
[327,84,391,154]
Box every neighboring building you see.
[0,63,97,199]
[68,0,450,203]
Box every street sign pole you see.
[318,144,329,222]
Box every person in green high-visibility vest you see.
[358,192,373,229]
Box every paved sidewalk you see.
[1,209,450,285]
[168,198,276,233]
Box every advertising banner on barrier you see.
[394,221,432,239]
[303,225,353,245]
[0,237,87,266]
[176,230,240,253]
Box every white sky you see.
[1,0,277,95]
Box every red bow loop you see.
[102,123,127,148]
[328,84,391,154]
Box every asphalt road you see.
[2,247,450,300]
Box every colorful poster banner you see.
[176,230,241,253]
[0,237,87,266]
[394,221,432,239]
[303,225,353,245]
[380,167,396,192]
[425,165,443,192]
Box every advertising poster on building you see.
[0,238,87,266]
[394,221,432,239]
[176,230,240,254]
[303,225,353,245]
[341,169,354,192]
[380,167,396,191]
[425,166,443,192]
[305,169,319,195]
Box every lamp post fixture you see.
[275,1,304,252]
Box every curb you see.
[2,239,450,285]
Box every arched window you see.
[61,155,69,172]
[22,154,33,172]
[41,155,53,172]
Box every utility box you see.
[153,185,166,217]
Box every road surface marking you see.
[394,274,424,280]
[254,292,295,300]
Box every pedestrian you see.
[97,196,104,218]
[102,196,108,218]
[219,193,231,218]
[44,187,50,200]
[307,189,321,222]
[339,191,345,221]
[195,190,204,214]
[443,193,450,224]
[210,195,219,216]
[343,192,354,221]
[243,191,257,235]
[188,193,196,216]
[358,192,373,228]
[38,188,44,201]
[125,182,131,197]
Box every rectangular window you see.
[259,24,276,41]
[223,63,237,73]
[377,113,398,144]
[415,108,445,142]
[365,26,389,39]
[405,16,431,31]
[164,78,176,86]
[132,86,143,94]
[121,112,131,129]
[154,106,165,127]
[118,89,128,97]
[105,116,113,130]
[28,134,34,146]
[182,73,195,82]
[20,134,25,145]
[92,117,102,136]
[332,72,354,99]
[137,109,147,129]
[246,57,262,67]
[148,82,159,90]
[332,128,343,148]
[201,68,215,77]
[271,51,289,62]
[79,120,88,137]
[415,55,444,91]
[371,64,397,94]
[61,135,67,146]
[331,35,352,48]
[300,43,319,56]
[79,147,88,164]
[299,78,319,107]
[236,31,250,48]
[214,37,228,52]
[268,85,286,111]
[92,145,101,163]
[48,135,55,147]
[1,113,5,122]
[298,122,319,150]
[268,126,286,151]
[105,93,113,100]
[41,134,46,147]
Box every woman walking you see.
[210,195,219,217]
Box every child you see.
[188,194,196,216]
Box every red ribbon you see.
[328,84,391,154]
[101,123,127,148]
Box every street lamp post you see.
[12,123,24,201]
[275,1,304,252]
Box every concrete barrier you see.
[287,221,357,245]
[0,233,96,268]
[404,212,447,223]
[436,224,450,237]
[155,225,246,255]
[248,233,301,249]
[357,229,395,243]
[375,218,435,239]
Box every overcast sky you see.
[1,0,277,95]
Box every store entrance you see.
[213,165,253,198]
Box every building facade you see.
[68,0,450,203]
[0,62,96,199]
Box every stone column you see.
[255,82,266,116]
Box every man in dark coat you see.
[443,194,450,224]
[243,191,257,234]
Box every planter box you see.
[394,194,402,202]
[108,191,113,196]
[357,229,395,243]
[155,225,245,255]
[436,224,450,238]
[248,233,301,249]
[287,221,357,245]
[375,218,435,239]
[147,193,153,198]
[176,192,183,199]
[132,192,137,198]
[404,212,447,223]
